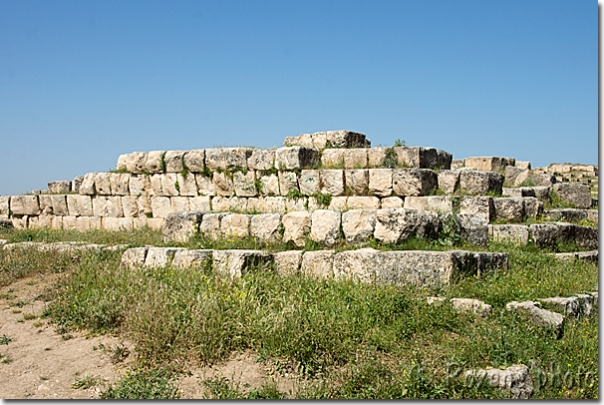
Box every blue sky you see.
[0,0,597,196]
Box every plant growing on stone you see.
[394,138,407,147]
[159,152,167,174]
[382,147,398,168]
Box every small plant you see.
[199,167,213,177]
[23,312,36,320]
[285,188,305,200]
[180,167,189,178]
[101,369,180,399]
[72,373,102,389]
[394,138,407,147]
[0,335,13,345]
[311,192,332,208]
[0,355,13,364]
[382,147,397,168]
[110,166,130,174]
[174,180,180,193]
[159,152,167,174]
[111,345,130,364]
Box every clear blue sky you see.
[0,0,597,196]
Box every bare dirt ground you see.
[0,273,299,399]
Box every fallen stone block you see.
[310,210,341,247]
[205,148,252,171]
[301,250,335,278]
[172,249,212,269]
[275,146,319,170]
[213,250,273,277]
[274,250,302,276]
[333,248,379,282]
[463,365,533,399]
[47,180,71,194]
[574,225,598,250]
[342,209,377,243]
[163,211,204,243]
[404,196,452,213]
[529,223,575,250]
[250,213,282,242]
[538,296,581,317]
[392,168,438,196]
[506,301,564,338]
[459,169,504,195]
[553,183,592,209]
[489,224,529,245]
[450,298,492,316]
[282,211,311,247]
[121,247,149,268]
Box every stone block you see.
[39,195,53,215]
[189,196,211,211]
[368,169,392,197]
[544,208,587,223]
[377,250,456,287]
[282,211,311,247]
[250,213,282,242]
[437,170,460,194]
[333,248,379,282]
[320,149,345,168]
[145,151,164,174]
[121,196,139,218]
[221,213,250,238]
[0,197,8,216]
[105,196,124,217]
[515,161,531,170]
[151,196,172,218]
[137,196,153,217]
[121,247,148,268]
[163,211,204,243]
[162,173,180,197]
[285,197,307,212]
[177,173,198,196]
[380,196,403,208]
[459,169,504,195]
[523,197,543,219]
[123,152,148,173]
[367,147,387,167]
[553,183,592,209]
[149,174,163,196]
[373,208,439,244]
[574,225,598,250]
[211,196,247,212]
[213,250,273,278]
[513,170,555,188]
[529,223,575,250]
[301,250,334,278]
[103,217,133,231]
[436,149,453,170]
[172,249,212,269]
[79,173,96,195]
[195,174,215,196]
[454,213,489,247]
[320,170,344,196]
[249,196,285,213]
[275,147,318,170]
[459,196,494,222]
[74,216,92,231]
[205,148,252,171]
[61,216,76,230]
[92,196,108,217]
[274,251,302,276]
[247,149,275,171]
[347,196,380,210]
[10,196,40,216]
[278,171,299,196]
[342,209,376,243]
[170,196,190,213]
[450,298,493,316]
[164,150,185,173]
[310,210,341,247]
[299,170,321,195]
[286,130,369,149]
[343,149,367,169]
[463,365,533,399]
[258,173,280,196]
[94,173,112,195]
[327,196,347,211]
[489,224,530,245]
[213,171,235,196]
[464,156,515,172]
[404,196,452,213]
[48,180,71,194]
[506,301,564,339]
[199,213,225,237]
[144,247,183,268]
[344,169,368,195]
[116,154,128,171]
[72,176,84,193]
[493,197,525,222]
[233,170,257,197]
[129,175,148,196]
[182,149,205,173]
[109,173,130,195]
[50,195,69,216]
[538,296,581,318]
[394,146,440,169]
[587,209,598,224]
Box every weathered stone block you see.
[74,216,92,231]
[211,196,247,212]
[282,211,311,247]
[380,196,403,208]
[162,173,180,197]
[464,365,533,399]
[328,196,347,211]
[285,197,307,212]
[367,147,387,167]
[92,196,108,217]
[404,196,452,213]
[278,171,299,196]
[274,251,302,276]
[464,156,515,172]
[195,174,215,196]
[574,225,598,250]
[333,248,379,282]
[10,196,40,216]
[48,180,71,194]
[124,152,149,173]
[373,208,439,244]
[450,298,493,316]
[515,161,531,170]
[182,149,205,173]
[552,183,592,209]
[458,169,504,195]
[436,149,453,170]
[149,174,163,196]
[506,301,564,338]
[368,169,392,197]
[144,247,183,268]
[320,170,344,196]
[258,173,280,196]
[286,130,369,149]
[129,175,148,196]
[545,208,588,223]
[523,197,543,219]
[489,224,529,245]
[538,296,581,317]
[299,170,321,195]
[94,173,112,195]
[344,169,368,195]
[0,197,8,216]
[163,211,204,243]
[189,196,211,211]
[437,170,460,194]
[346,196,380,209]
[205,148,252,171]
[394,146,439,169]
[109,173,130,195]
[213,171,235,196]
[106,196,124,217]
[145,151,164,174]
[454,213,489,247]
[221,213,250,238]
[377,250,455,287]
[170,197,190,213]
[493,197,525,222]
[51,195,69,216]
[529,223,575,250]
[459,196,494,222]
[234,170,257,197]
[213,250,273,278]
[151,196,172,218]
[137,196,153,217]
[301,250,334,278]
[275,146,319,170]
[72,176,84,193]
[343,149,368,169]
[320,149,345,168]
[249,196,285,213]
[513,170,555,188]
[172,249,212,269]
[39,195,53,215]
[79,173,96,195]
[121,247,148,268]
[121,196,140,218]
[342,209,376,243]
[250,213,282,242]
[176,173,198,196]
[103,217,133,231]
[247,149,275,171]
[164,150,185,173]
[67,195,92,217]
[199,213,225,237]
[310,210,341,247]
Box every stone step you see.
[120,246,509,288]
[489,223,598,250]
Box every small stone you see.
[450,298,492,316]
[506,301,564,338]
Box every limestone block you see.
[283,133,314,148]
[51,195,69,216]
[149,174,163,196]
[459,196,494,222]
[553,183,592,209]
[545,208,588,223]
[275,146,319,170]
[538,296,581,317]
[72,176,84,193]
[145,218,164,230]
[576,294,594,317]
[48,180,71,194]
[195,174,215,196]
[367,147,387,168]
[121,196,140,218]
[343,149,368,169]
[121,247,148,268]
[513,170,555,188]
[79,173,96,195]
[211,196,246,212]
[103,217,133,231]
[394,146,438,169]
[221,213,250,238]
[342,209,376,243]
[327,196,347,211]
[523,197,543,219]
[213,171,235,196]
[493,197,525,222]
[436,149,453,170]
[39,195,53,215]
[205,148,252,171]
[515,161,531,170]
[151,196,172,218]
[459,169,504,195]
[109,173,130,195]
[92,197,108,217]
[116,154,128,171]
[182,149,205,173]
[299,170,321,195]
[310,210,341,247]
[504,166,524,186]
[278,171,299,196]
[506,301,564,338]
[248,196,284,213]
[189,196,211,211]
[450,298,492,316]
[464,156,515,172]
[574,225,598,250]
[320,170,344,196]
[163,173,180,197]
[250,213,282,242]
[163,211,203,243]
[26,215,40,229]
[489,224,529,245]
[463,365,533,399]
[301,250,334,278]
[137,196,153,217]
[11,215,29,229]
[587,209,598,224]
[129,175,148,196]
[124,152,148,173]
[94,173,112,195]
[437,170,460,194]
[234,170,257,197]
[144,247,183,268]
[320,149,345,168]
[286,130,368,149]
[164,150,185,173]
[374,208,440,244]
[106,197,124,217]
[258,173,280,196]
[404,196,452,213]
[0,197,8,216]
[172,249,212,269]
[455,213,489,247]
[145,151,164,174]
[247,149,275,171]
[274,251,302,276]
[282,211,311,247]
[332,248,378,282]
[177,173,198,196]
[170,196,190,212]
[380,196,403,208]
[347,196,380,210]
[10,196,40,216]
[74,216,91,231]
[377,250,455,287]
[213,250,273,278]
[529,223,574,250]
[199,213,225,237]
[345,169,368,195]
[368,169,392,197]
[285,197,307,212]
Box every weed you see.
[382,147,397,168]
[311,192,332,208]
[285,188,304,200]
[101,368,180,399]
[72,373,102,389]
[1,355,13,364]
[0,335,13,345]
[159,152,167,173]
[33,320,44,328]
[23,313,36,320]
[110,166,130,174]
[394,139,407,147]
[199,167,213,178]
[174,180,180,193]
[111,345,131,364]
[11,309,21,314]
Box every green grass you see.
[100,368,180,399]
